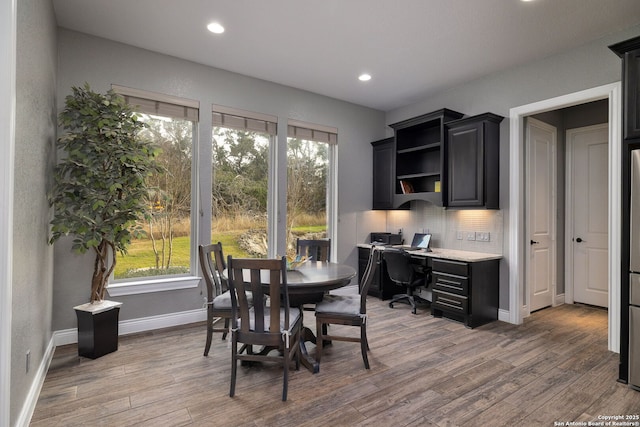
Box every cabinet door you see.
[447,121,484,207]
[372,138,394,209]
[623,47,640,139]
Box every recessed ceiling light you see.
[207,22,225,34]
[358,73,372,82]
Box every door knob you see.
[576,237,583,243]
[530,240,539,245]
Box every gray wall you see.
[385,24,640,310]
[12,0,57,424]
[54,29,386,330]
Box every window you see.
[211,105,277,259]
[286,121,337,258]
[110,86,199,281]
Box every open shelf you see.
[389,108,464,207]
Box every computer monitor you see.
[410,233,431,251]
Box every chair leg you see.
[204,313,213,356]
[408,295,417,314]
[360,324,370,369]
[230,336,238,398]
[315,319,324,364]
[221,318,230,340]
[282,346,289,401]
[388,293,409,309]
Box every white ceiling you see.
[52,0,640,112]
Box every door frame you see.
[525,117,558,312]
[0,0,16,424]
[509,82,621,353]
[565,123,610,306]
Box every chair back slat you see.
[227,256,290,337]
[296,238,331,262]
[198,243,226,299]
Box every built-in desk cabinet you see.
[446,113,503,209]
[431,258,499,328]
[359,246,500,328]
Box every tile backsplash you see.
[385,201,503,254]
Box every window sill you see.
[107,275,201,297]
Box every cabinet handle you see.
[438,278,462,287]
[438,296,462,306]
[530,240,539,245]
[436,281,463,292]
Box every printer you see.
[369,232,403,245]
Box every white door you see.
[526,118,557,312]
[568,124,609,307]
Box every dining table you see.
[236,261,357,373]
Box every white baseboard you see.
[53,307,207,346]
[15,332,57,427]
[498,309,511,323]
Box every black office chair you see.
[383,248,430,314]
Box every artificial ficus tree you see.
[49,84,160,302]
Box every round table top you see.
[283,261,356,294]
[227,261,356,305]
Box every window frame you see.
[107,85,201,296]
[286,120,338,262]
[103,87,339,295]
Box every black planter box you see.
[74,301,122,359]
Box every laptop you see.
[405,233,432,251]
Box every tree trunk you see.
[90,239,116,303]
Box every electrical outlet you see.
[476,232,491,242]
[483,232,491,242]
[456,231,463,240]
[466,232,476,241]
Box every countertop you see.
[357,243,502,262]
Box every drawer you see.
[432,258,468,276]
[433,272,468,296]
[358,247,371,261]
[432,289,468,314]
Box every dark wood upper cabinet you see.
[389,109,464,207]
[371,137,395,210]
[610,36,640,140]
[446,113,503,209]
[373,109,502,210]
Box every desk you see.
[237,261,356,373]
[357,245,502,327]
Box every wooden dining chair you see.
[314,247,381,369]
[296,238,331,262]
[199,243,248,356]
[227,256,302,401]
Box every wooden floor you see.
[31,301,638,426]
